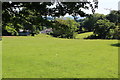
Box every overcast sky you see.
[92,0,119,14]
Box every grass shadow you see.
[111,43,120,47]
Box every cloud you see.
[96,0,119,14]
[83,0,119,15]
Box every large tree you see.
[52,18,80,38]
[106,10,120,39]
[106,10,120,25]
[94,19,116,39]
[2,1,98,36]
[80,13,106,32]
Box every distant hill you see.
[45,16,85,20]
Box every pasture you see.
[2,33,119,78]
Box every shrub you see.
[94,19,116,39]
[80,13,106,32]
[112,26,120,39]
[52,18,79,39]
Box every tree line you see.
[2,2,98,36]
[79,11,120,39]
[2,2,120,39]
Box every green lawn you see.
[2,33,119,78]
[76,32,93,39]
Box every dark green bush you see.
[94,19,116,39]
[52,18,79,39]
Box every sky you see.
[91,0,119,14]
[64,0,120,17]
[12,0,120,18]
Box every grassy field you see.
[76,32,93,39]
[2,33,119,78]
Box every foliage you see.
[3,23,18,36]
[111,26,120,39]
[80,13,106,32]
[94,19,116,39]
[83,10,120,39]
[105,10,120,39]
[2,2,98,36]
[106,10,120,24]
[52,18,79,38]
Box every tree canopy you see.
[94,19,116,39]
[80,13,106,32]
[2,1,98,36]
[106,10,120,24]
[52,18,80,38]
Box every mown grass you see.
[76,32,93,39]
[2,33,118,78]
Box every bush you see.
[52,18,79,39]
[112,26,120,39]
[93,19,116,39]
[80,13,106,32]
[86,25,120,39]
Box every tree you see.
[49,1,98,21]
[52,18,80,38]
[80,13,106,32]
[111,26,120,39]
[106,10,119,25]
[105,10,120,39]
[94,19,116,39]
[2,2,53,36]
[2,1,98,36]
